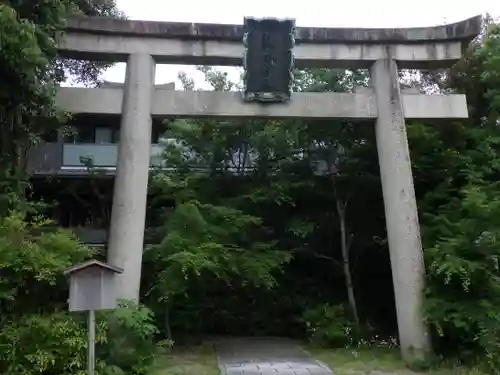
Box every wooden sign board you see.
[64,259,123,312]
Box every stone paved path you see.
[215,337,334,375]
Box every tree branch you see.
[293,247,343,269]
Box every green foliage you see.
[0,312,95,375]
[479,24,500,114]
[0,4,53,107]
[421,144,500,369]
[404,23,500,371]
[0,305,158,375]
[0,3,61,180]
[98,302,159,375]
[301,303,355,347]
[0,212,92,315]
[147,198,291,301]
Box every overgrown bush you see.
[0,212,92,315]
[0,312,98,375]
[0,304,158,375]
[423,182,500,372]
[301,303,355,347]
[98,302,159,375]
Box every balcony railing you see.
[72,227,108,245]
[29,140,258,175]
[30,226,107,246]
[62,144,164,168]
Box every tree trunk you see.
[336,197,360,328]
[165,305,172,341]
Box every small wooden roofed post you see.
[64,259,124,276]
[64,259,123,312]
[64,260,123,375]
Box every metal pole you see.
[87,309,95,375]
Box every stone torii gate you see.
[57,15,481,363]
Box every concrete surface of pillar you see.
[107,53,155,302]
[371,59,431,363]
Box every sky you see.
[101,0,500,88]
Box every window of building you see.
[95,127,114,144]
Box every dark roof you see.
[66,15,482,44]
[64,259,123,276]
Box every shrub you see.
[0,304,158,375]
[98,301,159,375]
[301,303,355,347]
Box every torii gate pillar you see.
[371,58,430,362]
